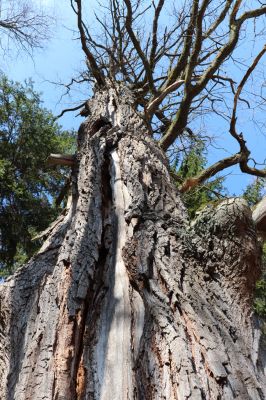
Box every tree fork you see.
[0,84,265,399]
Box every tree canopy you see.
[0,75,74,275]
[62,0,266,192]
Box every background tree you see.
[0,1,266,399]
[254,246,266,320]
[242,178,266,319]
[173,141,227,218]
[0,75,75,275]
[243,178,266,208]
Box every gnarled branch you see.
[47,154,75,167]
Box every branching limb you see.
[0,3,52,54]
[160,2,266,151]
[47,154,75,167]
[179,152,242,192]
[204,0,232,38]
[230,45,266,177]
[231,45,266,135]
[179,45,266,192]
[149,0,165,71]
[54,102,87,120]
[163,0,198,88]
[183,0,210,86]
[74,0,105,86]
[239,5,266,23]
[123,0,155,92]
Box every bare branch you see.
[228,46,266,178]
[146,79,185,118]
[47,154,75,167]
[164,0,199,87]
[55,102,87,120]
[231,45,266,132]
[68,0,266,188]
[239,5,266,23]
[149,0,165,70]
[160,2,266,151]
[179,153,242,192]
[0,2,52,55]
[123,0,155,91]
[204,0,232,38]
[75,0,105,86]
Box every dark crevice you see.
[73,149,114,399]
[90,117,112,136]
[179,261,186,290]
[228,326,238,343]
[112,98,117,110]
[140,273,151,291]
[167,290,173,304]
[164,241,171,257]
[199,388,207,399]
[130,279,140,292]
[147,231,157,280]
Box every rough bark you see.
[0,83,265,399]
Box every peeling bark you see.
[0,83,265,399]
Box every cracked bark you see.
[0,83,265,399]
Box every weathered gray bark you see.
[0,83,265,399]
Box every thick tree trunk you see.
[0,83,265,399]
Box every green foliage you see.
[254,244,266,318]
[0,75,75,276]
[174,142,226,218]
[242,177,266,207]
[242,178,266,319]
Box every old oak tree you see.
[1,0,266,399]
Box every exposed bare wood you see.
[47,154,75,166]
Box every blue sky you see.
[3,0,85,131]
[2,0,266,196]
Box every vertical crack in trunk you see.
[90,148,145,400]
[74,152,111,399]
